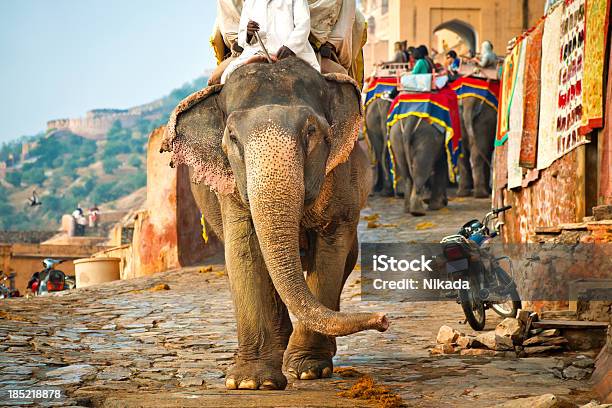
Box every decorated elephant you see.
[388,116,448,215]
[364,97,394,196]
[161,57,388,391]
[457,96,497,198]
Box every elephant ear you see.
[161,84,235,195]
[322,73,363,174]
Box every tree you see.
[102,157,121,174]
[5,171,21,187]
[128,155,142,168]
[22,168,46,186]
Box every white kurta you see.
[221,0,320,83]
[216,0,244,47]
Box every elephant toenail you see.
[225,377,238,389]
[300,370,317,380]
[260,380,277,390]
[238,379,258,389]
[321,367,332,378]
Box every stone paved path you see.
[0,194,597,407]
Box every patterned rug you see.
[507,41,527,190]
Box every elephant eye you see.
[307,124,317,137]
[229,132,239,144]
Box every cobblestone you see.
[0,195,598,407]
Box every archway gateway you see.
[433,19,477,57]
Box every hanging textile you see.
[580,0,611,133]
[537,3,564,170]
[519,18,545,168]
[507,41,527,190]
[364,77,398,107]
[496,41,523,146]
[554,0,588,159]
[450,77,500,110]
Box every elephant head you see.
[163,58,387,337]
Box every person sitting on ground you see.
[220,0,320,83]
[72,205,87,236]
[471,40,497,68]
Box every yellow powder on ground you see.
[338,375,404,408]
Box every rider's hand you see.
[276,45,295,60]
[246,20,260,42]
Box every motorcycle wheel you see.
[491,268,522,318]
[459,288,486,331]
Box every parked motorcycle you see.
[441,206,521,330]
[0,272,20,298]
[27,259,75,296]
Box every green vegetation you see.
[0,76,205,231]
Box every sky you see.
[0,0,217,143]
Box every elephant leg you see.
[457,109,474,197]
[470,148,491,198]
[428,150,449,210]
[471,113,495,198]
[408,135,435,216]
[389,123,411,212]
[284,227,356,380]
[221,196,292,390]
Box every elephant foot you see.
[284,339,334,381]
[456,188,472,197]
[225,359,287,390]
[380,187,395,197]
[395,191,405,199]
[428,199,446,211]
[473,189,490,199]
[410,197,427,217]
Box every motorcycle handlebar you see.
[493,205,512,215]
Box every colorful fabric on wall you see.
[580,0,611,133]
[450,77,500,110]
[386,88,463,182]
[507,41,527,190]
[555,0,588,159]
[496,41,523,146]
[364,77,398,107]
[537,3,564,170]
[519,18,545,169]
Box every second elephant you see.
[388,116,448,216]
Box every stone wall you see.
[128,127,222,278]
[0,231,57,244]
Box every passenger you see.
[209,0,244,85]
[72,206,87,237]
[471,41,497,68]
[411,46,433,74]
[444,50,461,74]
[416,45,435,73]
[392,41,407,63]
[310,0,356,75]
[221,0,320,83]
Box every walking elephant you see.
[364,97,394,196]
[161,57,388,391]
[457,96,497,198]
[388,116,448,216]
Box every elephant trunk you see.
[246,135,388,337]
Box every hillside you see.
[0,76,207,231]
